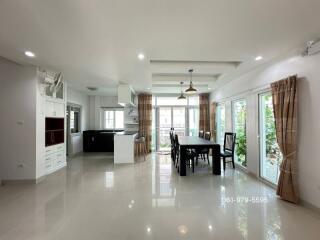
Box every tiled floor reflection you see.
[0,153,319,240]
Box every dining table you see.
[178,136,221,176]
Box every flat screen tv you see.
[45,118,64,147]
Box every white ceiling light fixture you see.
[25,51,35,58]
[185,69,197,93]
[177,82,186,100]
[255,56,263,61]
[138,53,145,60]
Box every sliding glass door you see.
[172,107,186,137]
[216,103,226,145]
[232,99,247,167]
[259,92,282,184]
[158,107,173,151]
[158,107,186,151]
[152,96,199,152]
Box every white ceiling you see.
[0,0,320,96]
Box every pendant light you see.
[178,81,186,99]
[185,69,197,93]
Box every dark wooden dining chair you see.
[169,130,175,163]
[198,130,204,138]
[174,134,197,173]
[220,132,236,171]
[195,131,211,166]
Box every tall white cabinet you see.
[38,77,67,177]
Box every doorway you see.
[66,104,81,156]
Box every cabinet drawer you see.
[54,103,65,118]
[56,144,65,152]
[45,153,57,162]
[45,161,53,169]
[45,146,56,155]
[55,152,66,167]
[45,101,54,117]
[45,157,54,173]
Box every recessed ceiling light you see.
[147,87,151,90]
[138,53,145,60]
[255,56,263,61]
[208,87,211,90]
[25,51,35,58]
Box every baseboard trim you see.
[244,170,320,213]
[300,199,320,214]
[35,175,47,184]
[67,151,83,158]
[2,179,37,185]
[1,175,47,185]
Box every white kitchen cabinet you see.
[45,101,54,117]
[54,103,65,117]
[45,153,55,174]
[45,100,65,118]
[45,143,66,174]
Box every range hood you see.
[117,84,136,106]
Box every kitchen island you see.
[114,131,138,164]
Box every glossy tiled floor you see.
[0,153,320,240]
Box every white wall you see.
[210,50,320,208]
[67,87,90,154]
[0,57,38,180]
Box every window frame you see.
[231,98,247,168]
[216,102,226,145]
[102,108,125,130]
[258,90,282,186]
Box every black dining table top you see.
[178,136,215,146]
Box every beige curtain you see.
[210,102,217,141]
[138,94,152,154]
[271,75,299,203]
[199,94,210,133]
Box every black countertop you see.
[116,131,138,135]
[83,130,123,134]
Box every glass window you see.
[189,108,199,136]
[216,103,226,145]
[156,96,187,106]
[152,95,199,151]
[152,108,156,151]
[103,109,124,130]
[259,92,282,184]
[152,96,156,106]
[232,99,247,167]
[159,107,172,151]
[104,110,114,129]
[188,96,199,106]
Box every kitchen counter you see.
[83,130,122,152]
[114,132,138,164]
